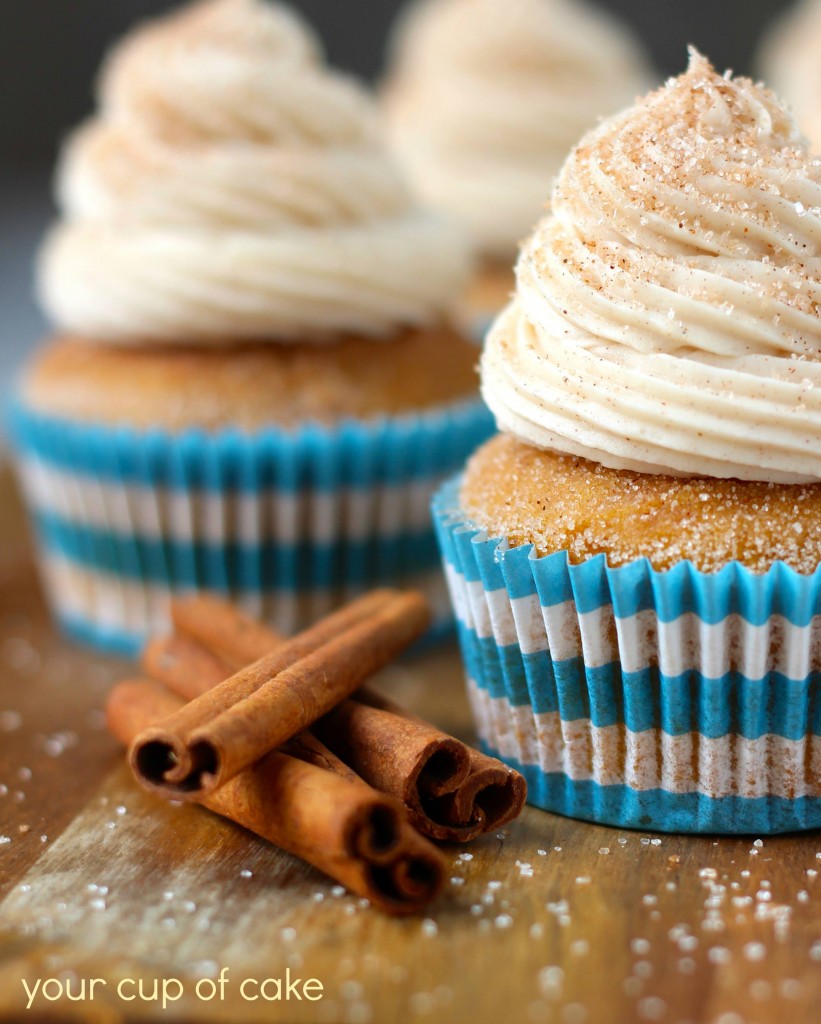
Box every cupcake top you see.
[39,0,470,345]
[482,51,821,484]
[383,0,652,262]
[760,0,821,152]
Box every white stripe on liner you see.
[467,681,821,802]
[445,564,821,680]
[461,578,494,641]
[18,458,441,546]
[36,552,454,642]
[444,563,471,629]
[543,599,586,662]
[445,568,599,659]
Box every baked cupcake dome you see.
[433,53,821,834]
[10,0,492,653]
[462,433,821,575]
[23,329,480,431]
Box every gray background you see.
[0,0,795,400]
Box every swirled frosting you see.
[39,0,470,344]
[383,0,652,261]
[482,52,821,484]
[760,0,821,152]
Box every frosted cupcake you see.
[383,0,653,337]
[434,52,821,834]
[9,0,493,654]
[759,0,821,151]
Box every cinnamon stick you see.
[313,701,524,842]
[108,680,445,914]
[142,634,379,822]
[349,690,527,839]
[164,596,526,841]
[142,633,227,699]
[171,595,285,671]
[130,589,430,800]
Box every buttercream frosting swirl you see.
[760,0,821,153]
[39,0,470,344]
[482,52,821,483]
[384,0,651,260]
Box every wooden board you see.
[0,467,819,1024]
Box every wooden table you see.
[0,468,819,1024]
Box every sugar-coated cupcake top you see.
[383,0,652,261]
[39,0,470,345]
[760,0,821,152]
[482,51,821,484]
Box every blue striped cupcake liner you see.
[7,396,494,657]
[433,477,821,834]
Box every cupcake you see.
[433,52,821,834]
[759,0,821,151]
[9,0,493,655]
[383,0,653,338]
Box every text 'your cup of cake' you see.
[434,51,821,835]
[8,0,495,655]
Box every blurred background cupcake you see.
[434,52,821,834]
[0,2,798,403]
[8,0,493,654]
[382,0,654,338]
[759,0,821,149]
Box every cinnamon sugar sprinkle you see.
[544,49,821,333]
[482,50,821,483]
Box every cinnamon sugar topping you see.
[482,51,821,483]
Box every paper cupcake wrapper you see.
[8,397,494,657]
[433,478,821,834]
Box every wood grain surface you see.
[0,468,819,1024]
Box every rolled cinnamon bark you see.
[171,595,285,671]
[143,635,393,852]
[165,596,527,841]
[349,691,527,840]
[311,700,473,840]
[108,680,445,914]
[312,701,525,841]
[130,589,430,800]
[143,633,227,699]
[424,748,528,837]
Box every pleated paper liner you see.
[8,398,494,656]
[433,478,821,834]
